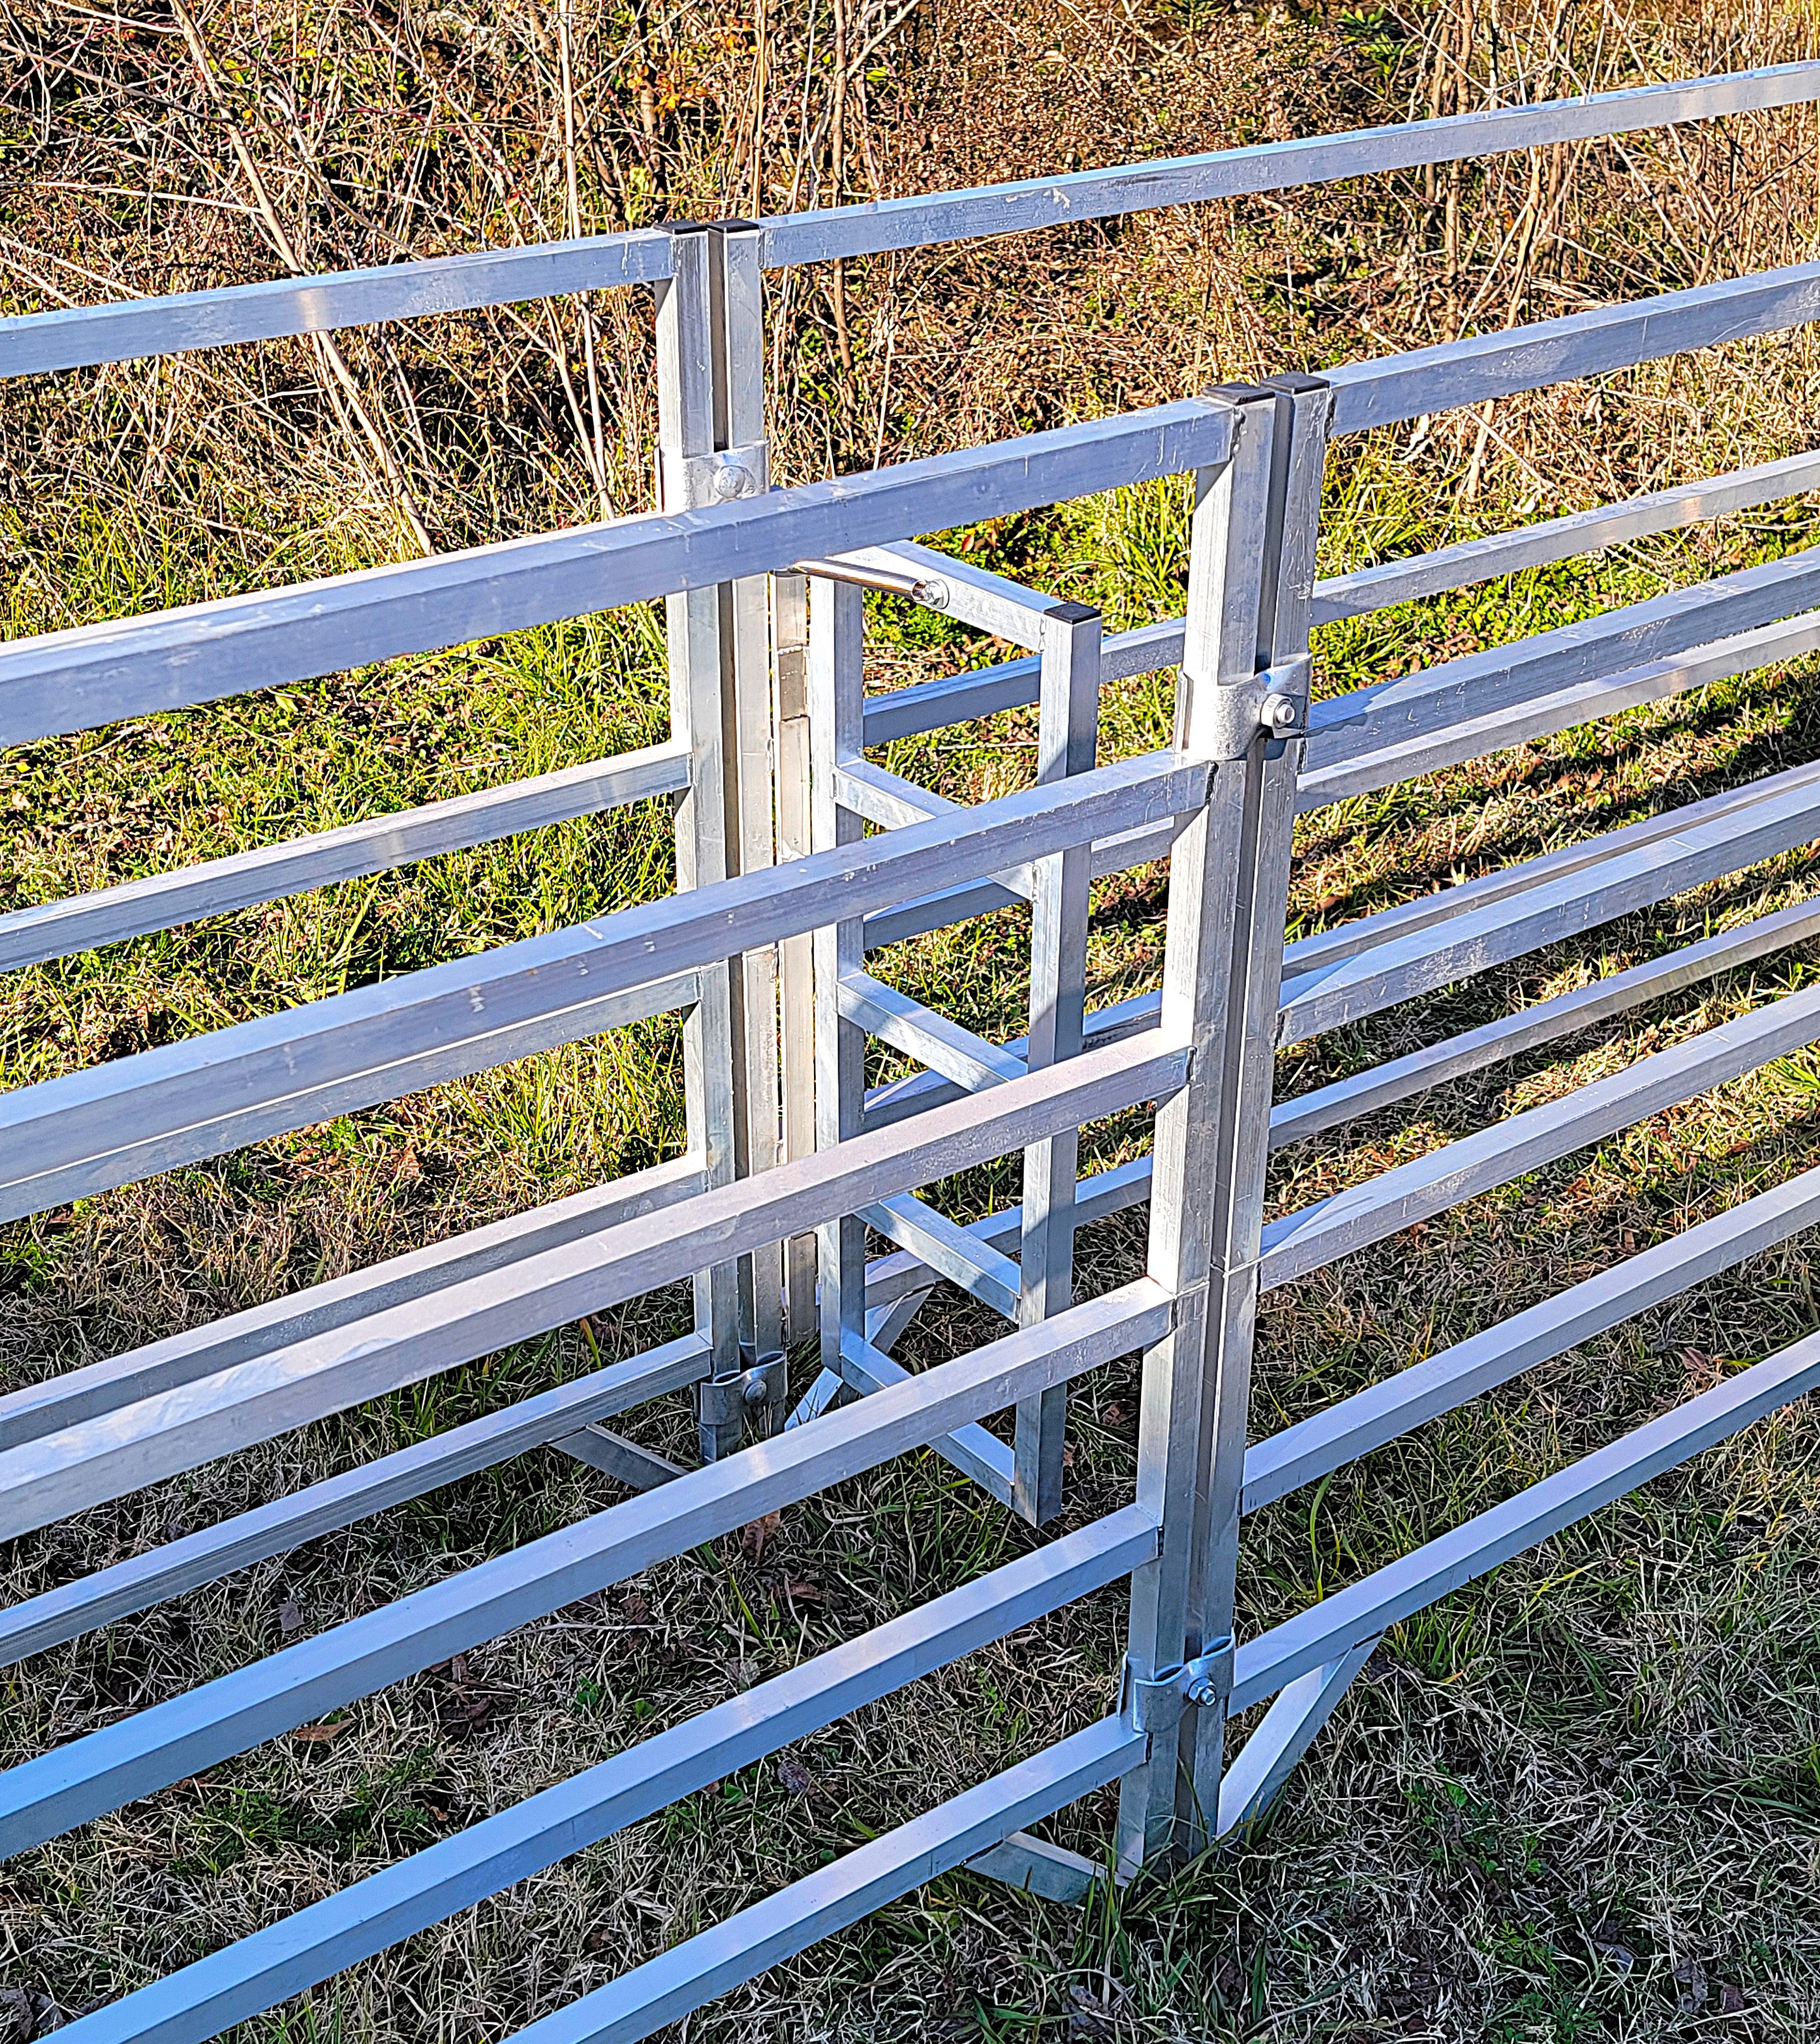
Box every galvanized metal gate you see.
[7,58,1820,2042]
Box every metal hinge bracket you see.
[1122,1634,1236,1731]
[658,440,769,513]
[1189,653,1313,761]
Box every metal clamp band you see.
[658,440,769,512]
[1182,1633,1236,1707]
[1190,654,1313,761]
[1122,1635,1236,1730]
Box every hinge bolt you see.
[710,462,759,502]
[1259,692,1301,733]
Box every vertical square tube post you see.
[1013,599,1104,1525]
[772,568,820,1342]
[1117,377,1330,1872]
[655,222,783,1455]
[809,576,871,1389]
[716,222,787,1413]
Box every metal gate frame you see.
[5,58,1820,2042]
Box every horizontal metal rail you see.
[758,67,1820,269]
[0,1333,712,1667]
[0,964,699,1222]
[0,741,690,973]
[829,849,1820,1360]
[1298,607,1820,809]
[1312,446,1820,623]
[1243,1160,1820,1513]
[0,1280,1171,1851]
[1270,891,1820,1147]
[1258,979,1820,1288]
[0,1154,704,1453]
[0,752,1202,1220]
[1288,753,1820,979]
[37,1509,1156,2044]
[0,1035,1185,1539]
[871,755,1820,1136]
[0,405,1233,748]
[498,1715,1148,2044]
[1231,1323,1820,1711]
[8,67,1810,388]
[841,884,1820,1314]
[860,456,1820,761]
[1306,542,1820,777]
[860,620,1185,748]
[861,812,1187,953]
[1327,259,1820,432]
[0,231,673,380]
[894,881,1820,1182]
[1278,759,1820,1043]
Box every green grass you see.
[6,415,1820,2042]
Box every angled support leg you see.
[783,1275,932,1433]
[1215,1634,1380,1840]
[558,1425,689,1492]
[966,1829,1104,1904]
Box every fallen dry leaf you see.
[1681,1347,1722,1392]
[776,1756,820,1797]
[741,1512,783,1562]
[1068,1984,1122,2042]
[783,1576,825,1604]
[292,1720,348,1743]
[1589,1925,1635,1974]
[1673,1958,1710,2014]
